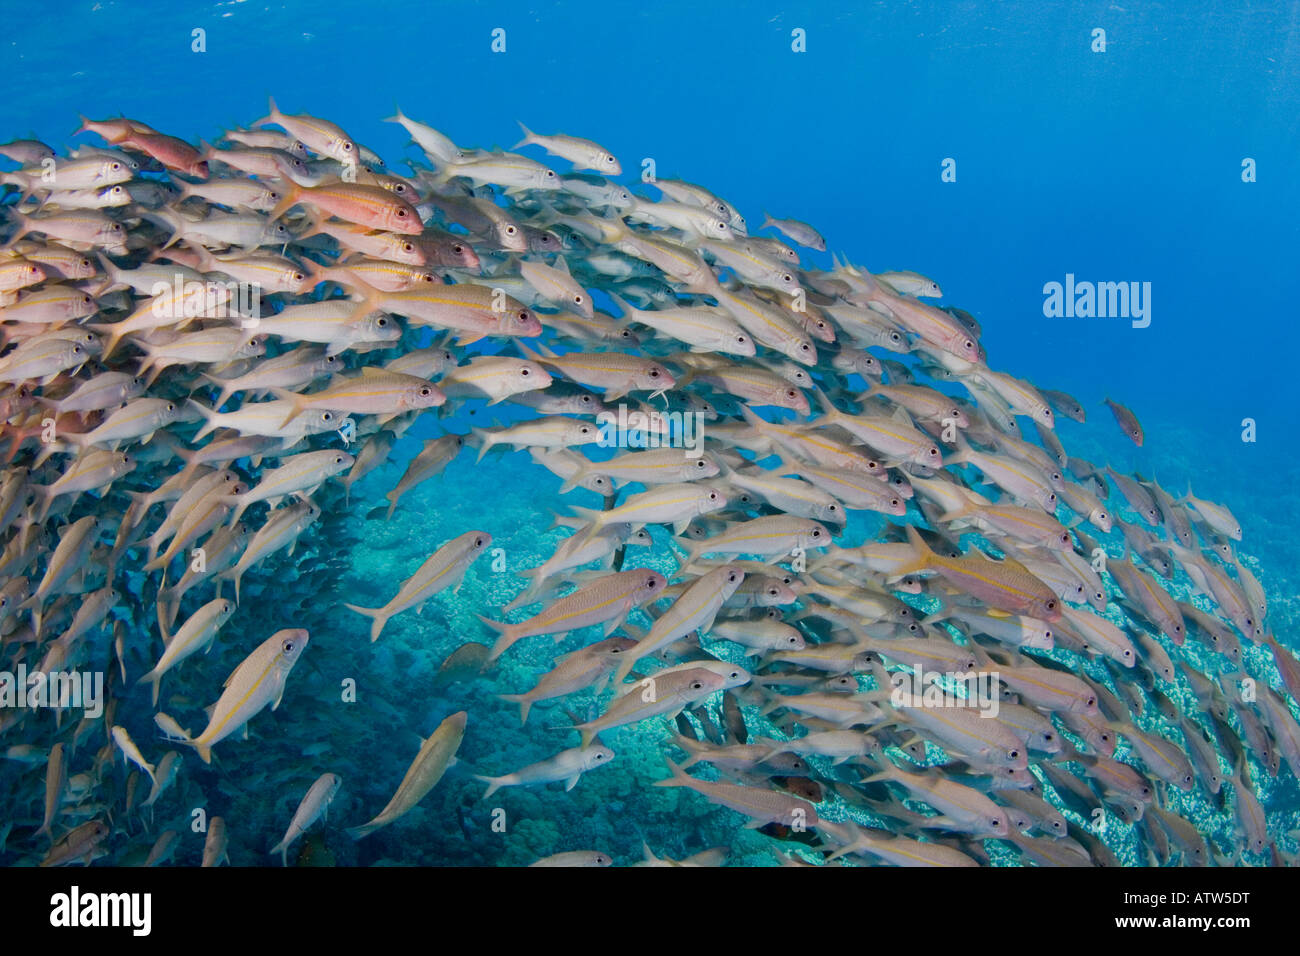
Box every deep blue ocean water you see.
[0,1,1296,866]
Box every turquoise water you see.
[0,1,1296,866]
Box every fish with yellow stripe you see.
[165,627,309,764]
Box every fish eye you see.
[1086,696,1096,707]
[342,142,354,152]
[691,681,704,690]
[420,387,432,396]
[890,498,901,507]
[520,368,530,376]
[574,295,584,304]
[282,639,296,653]
[401,242,414,252]
[322,412,335,421]
[396,209,408,218]
[475,536,484,546]
[811,529,822,537]
[292,272,304,282]
[377,317,388,326]
[1046,599,1057,610]
[649,369,660,378]
[545,170,556,178]
[929,447,938,455]
[708,491,718,500]
[517,310,529,320]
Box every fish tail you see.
[343,603,388,642]
[652,755,690,788]
[934,502,973,524]
[565,504,602,527]
[556,469,588,494]
[473,774,504,800]
[612,650,640,687]
[810,382,837,415]
[88,322,128,361]
[2,208,30,249]
[478,614,519,661]
[470,427,493,464]
[160,712,198,753]
[294,207,326,240]
[512,121,535,150]
[896,525,934,576]
[198,372,236,410]
[607,292,639,320]
[268,181,303,223]
[137,668,162,708]
[254,95,280,129]
[497,693,532,726]
[187,399,221,442]
[269,387,306,428]
[226,491,250,526]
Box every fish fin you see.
[651,755,691,788]
[343,603,388,643]
[512,121,536,150]
[474,775,503,800]
[269,388,307,428]
[894,525,935,577]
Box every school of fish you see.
[0,99,1293,867]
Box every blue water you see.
[0,1,1296,866]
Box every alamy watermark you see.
[1042,274,1150,328]
[890,667,1001,718]
[596,404,704,455]
[0,666,103,718]
[150,276,262,328]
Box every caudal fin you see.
[651,755,692,788]
[478,614,520,661]
[497,692,532,726]
[473,774,505,800]
[512,121,536,150]
[137,668,163,708]
[343,603,389,643]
